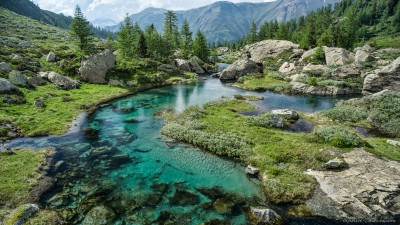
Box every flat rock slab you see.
[306,148,400,220]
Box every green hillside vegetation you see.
[220,0,400,50]
[0,0,112,39]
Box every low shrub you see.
[313,126,366,148]
[306,77,319,86]
[319,105,368,123]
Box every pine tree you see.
[70,5,93,55]
[163,11,179,49]
[117,14,135,59]
[137,32,148,58]
[248,21,257,44]
[180,19,193,59]
[105,33,114,50]
[193,31,209,62]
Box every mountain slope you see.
[91,18,117,28]
[0,0,111,39]
[106,0,343,42]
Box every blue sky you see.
[34,0,275,21]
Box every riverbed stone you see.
[169,189,200,206]
[213,198,235,214]
[306,148,400,220]
[245,165,260,175]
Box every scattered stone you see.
[245,165,259,176]
[82,206,115,225]
[324,47,355,66]
[46,51,56,62]
[219,58,261,80]
[0,78,17,94]
[157,64,177,74]
[278,62,296,74]
[18,41,31,47]
[8,70,28,87]
[127,81,137,87]
[387,140,400,147]
[271,109,299,120]
[83,127,100,139]
[38,71,49,79]
[247,207,283,225]
[324,157,347,170]
[34,98,45,108]
[79,49,115,84]
[48,71,80,90]
[27,76,46,86]
[306,148,400,220]
[355,49,374,66]
[0,62,12,73]
[217,47,229,55]
[243,40,300,63]
[172,58,205,74]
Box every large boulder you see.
[362,57,400,94]
[243,40,300,63]
[291,82,361,95]
[355,50,374,66]
[0,78,17,93]
[79,50,115,84]
[172,58,205,74]
[271,109,299,120]
[27,76,46,86]
[324,47,355,66]
[219,58,261,80]
[0,62,12,73]
[8,70,28,87]
[48,72,80,90]
[157,64,177,74]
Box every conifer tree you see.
[180,19,193,59]
[137,32,148,58]
[117,14,135,59]
[248,21,257,44]
[193,31,209,62]
[163,11,179,50]
[70,5,93,55]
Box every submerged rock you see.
[82,206,115,225]
[214,198,235,214]
[7,204,39,225]
[169,189,200,206]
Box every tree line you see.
[215,0,400,50]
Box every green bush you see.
[313,126,366,148]
[245,115,273,128]
[304,47,326,65]
[319,105,368,123]
[307,77,319,86]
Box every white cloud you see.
[36,0,276,21]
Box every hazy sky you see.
[34,0,275,21]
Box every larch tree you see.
[193,30,209,62]
[180,19,193,59]
[247,21,257,44]
[117,14,135,59]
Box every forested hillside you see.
[0,0,112,39]
[236,0,400,50]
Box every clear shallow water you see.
[4,78,353,224]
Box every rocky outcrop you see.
[302,64,328,75]
[332,66,360,79]
[219,58,261,80]
[172,58,205,74]
[300,47,318,62]
[79,50,115,84]
[48,72,80,90]
[306,148,400,220]
[0,62,12,73]
[362,57,400,94]
[244,40,300,63]
[0,78,17,93]
[324,47,355,66]
[8,70,28,87]
[291,82,361,95]
[46,51,56,62]
[278,62,296,74]
[247,207,282,225]
[157,64,177,74]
